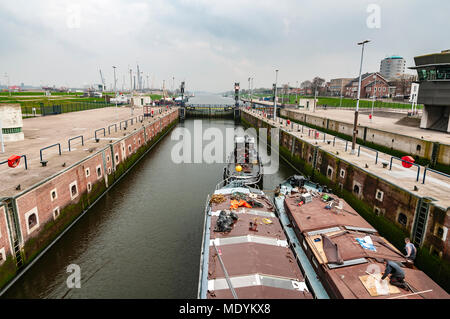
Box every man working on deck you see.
[380,260,407,289]
[404,238,417,264]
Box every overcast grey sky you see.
[0,0,448,92]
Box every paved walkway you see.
[244,109,450,209]
[0,106,174,197]
[282,108,450,145]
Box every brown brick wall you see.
[15,151,105,243]
[0,205,12,259]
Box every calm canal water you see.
[3,93,296,298]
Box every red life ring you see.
[8,155,21,168]
[401,156,414,168]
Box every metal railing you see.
[0,155,27,170]
[68,135,84,151]
[120,120,128,130]
[94,128,105,140]
[422,167,450,184]
[186,104,234,108]
[332,136,348,150]
[108,124,117,135]
[40,143,61,163]
[358,145,379,164]
[389,156,421,182]
[21,101,115,118]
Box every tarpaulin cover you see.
[214,210,238,232]
[322,235,344,264]
[356,236,377,251]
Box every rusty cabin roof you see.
[284,192,374,234]
[206,188,313,299]
[325,259,449,299]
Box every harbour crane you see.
[99,69,106,92]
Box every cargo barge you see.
[223,135,262,187]
[197,180,313,299]
[275,175,449,299]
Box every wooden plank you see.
[306,235,327,264]
[359,273,401,297]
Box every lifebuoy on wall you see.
[8,155,21,168]
[401,155,414,168]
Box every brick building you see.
[329,78,352,96]
[344,72,390,98]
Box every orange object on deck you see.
[230,199,253,210]
[230,199,240,210]
[239,200,252,208]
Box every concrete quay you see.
[284,108,450,145]
[0,106,168,198]
[0,106,178,290]
[245,108,449,208]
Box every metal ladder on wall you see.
[312,147,319,170]
[5,200,23,269]
[430,142,440,168]
[412,199,430,247]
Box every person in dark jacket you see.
[380,260,407,289]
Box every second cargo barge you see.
[275,175,449,299]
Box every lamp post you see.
[287,82,290,105]
[172,76,175,98]
[112,66,117,111]
[248,77,251,105]
[273,69,279,120]
[250,77,254,105]
[371,74,376,121]
[351,40,370,155]
[313,88,317,112]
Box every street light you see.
[248,77,251,104]
[250,77,254,105]
[273,69,279,120]
[371,74,376,120]
[314,88,317,112]
[112,66,118,118]
[351,40,370,155]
